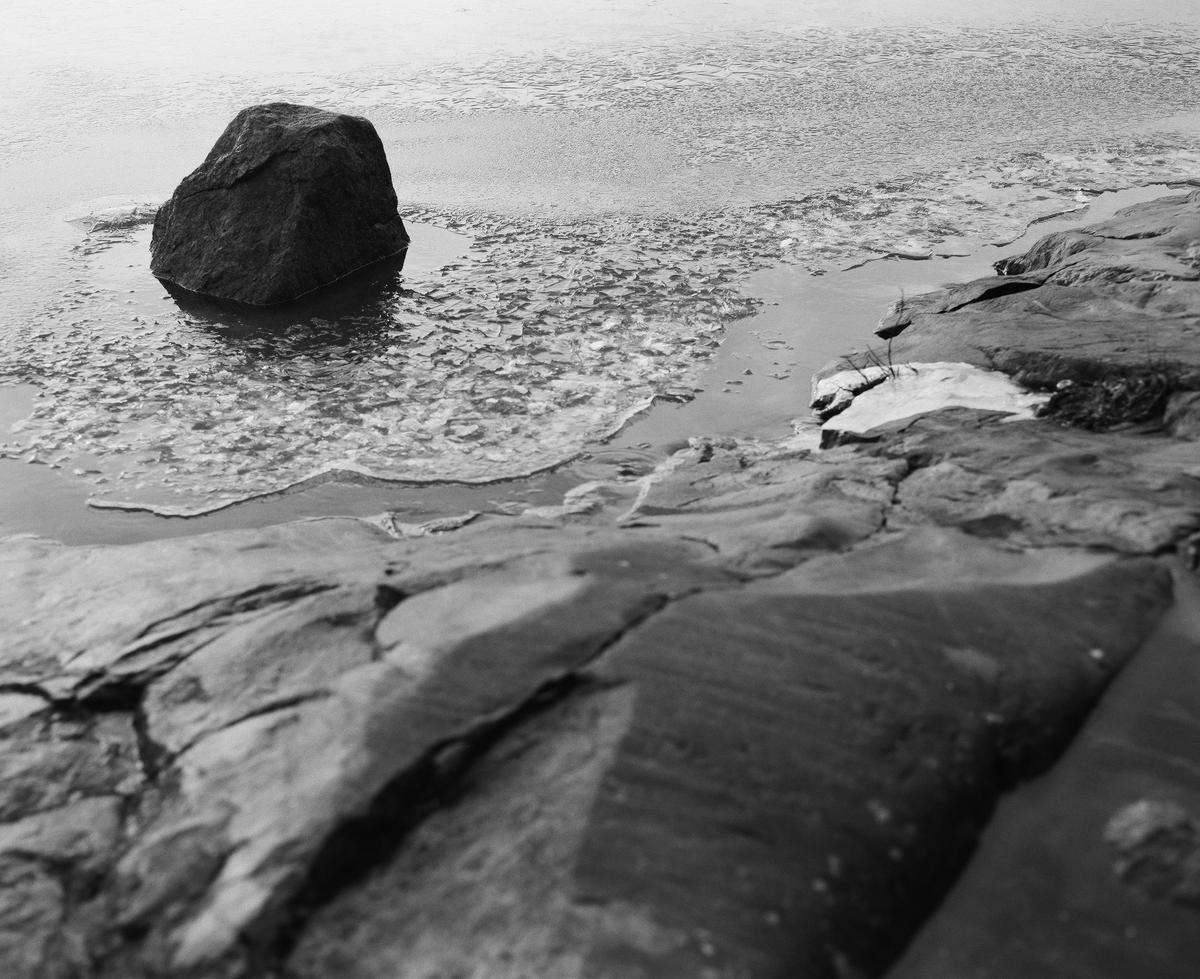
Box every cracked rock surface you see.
[820,187,1200,435]
[3,191,1200,977]
[0,460,1185,978]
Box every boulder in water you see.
[150,102,409,306]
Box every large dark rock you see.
[150,103,409,306]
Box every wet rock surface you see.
[817,187,1200,435]
[150,103,409,306]
[884,565,1200,979]
[3,193,1200,977]
[0,494,1178,978]
[811,189,1200,977]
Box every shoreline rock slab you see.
[288,544,1168,979]
[3,190,1200,978]
[0,509,1174,979]
[150,103,409,306]
[885,565,1200,979]
[816,188,1200,433]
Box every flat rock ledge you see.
[3,193,1200,979]
[817,186,1200,438]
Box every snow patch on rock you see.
[820,362,1047,435]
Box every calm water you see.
[2,0,1200,527]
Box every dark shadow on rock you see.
[161,249,411,361]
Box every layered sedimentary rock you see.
[808,187,1200,977]
[150,103,409,305]
[0,430,1192,978]
[3,192,1200,978]
[816,187,1200,435]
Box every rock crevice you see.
[5,192,1200,977]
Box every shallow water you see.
[3,1,1200,534]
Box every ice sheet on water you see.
[0,211,747,514]
[12,20,1200,210]
[3,129,1200,516]
[246,26,1200,129]
[3,12,1200,516]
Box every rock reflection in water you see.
[160,252,413,363]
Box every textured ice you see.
[0,214,739,513]
[4,147,1200,515]
[3,17,1200,513]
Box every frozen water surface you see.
[1,209,746,514]
[2,1,1200,516]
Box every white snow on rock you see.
[820,362,1047,435]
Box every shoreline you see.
[1,182,1186,545]
[1,189,1198,977]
